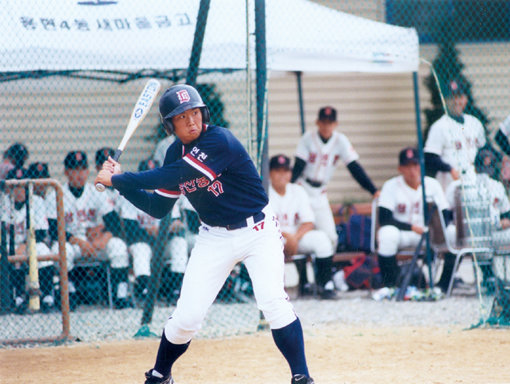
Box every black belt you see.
[225,212,265,230]
[305,178,323,188]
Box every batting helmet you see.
[159,84,210,135]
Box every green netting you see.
[1,0,510,346]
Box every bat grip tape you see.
[112,149,123,162]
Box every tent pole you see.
[413,71,434,289]
[186,0,211,86]
[295,71,306,135]
[255,0,268,188]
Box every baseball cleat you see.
[291,374,315,384]
[144,369,175,384]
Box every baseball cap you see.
[444,79,466,97]
[27,162,50,179]
[318,106,337,122]
[398,147,420,166]
[5,167,28,180]
[474,146,502,176]
[5,143,29,168]
[269,154,291,171]
[138,158,160,172]
[64,151,88,170]
[95,147,115,168]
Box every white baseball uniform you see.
[424,114,486,190]
[46,182,129,271]
[377,175,450,256]
[269,183,333,259]
[3,193,52,268]
[295,130,359,247]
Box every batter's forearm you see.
[117,188,175,219]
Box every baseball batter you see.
[47,151,132,309]
[375,147,455,299]
[269,154,336,299]
[3,167,55,312]
[95,84,314,384]
[424,79,486,191]
[292,106,378,248]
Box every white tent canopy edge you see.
[0,0,419,74]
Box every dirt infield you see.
[2,324,510,384]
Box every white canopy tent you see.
[0,0,418,74]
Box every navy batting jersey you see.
[112,125,268,227]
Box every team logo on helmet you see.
[176,89,191,104]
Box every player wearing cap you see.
[374,147,456,299]
[27,162,50,199]
[3,167,55,312]
[47,150,132,309]
[0,143,29,180]
[95,84,315,384]
[424,79,486,190]
[292,106,379,248]
[269,154,337,299]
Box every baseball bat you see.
[26,182,40,311]
[95,78,162,192]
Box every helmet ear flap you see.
[201,106,210,124]
[160,113,174,135]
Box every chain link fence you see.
[1,0,509,346]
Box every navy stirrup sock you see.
[272,318,309,376]
[153,331,190,378]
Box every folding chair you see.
[430,184,493,297]
[72,256,113,309]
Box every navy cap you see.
[138,158,160,172]
[5,167,28,180]
[269,154,291,171]
[445,79,466,97]
[64,151,88,169]
[475,146,502,177]
[318,106,337,122]
[27,162,50,179]
[399,147,419,166]
[95,147,115,168]
[5,143,29,168]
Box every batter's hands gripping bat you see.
[95,78,162,192]
[26,182,40,311]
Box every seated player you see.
[269,154,337,300]
[47,151,132,309]
[4,167,55,313]
[374,147,456,300]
